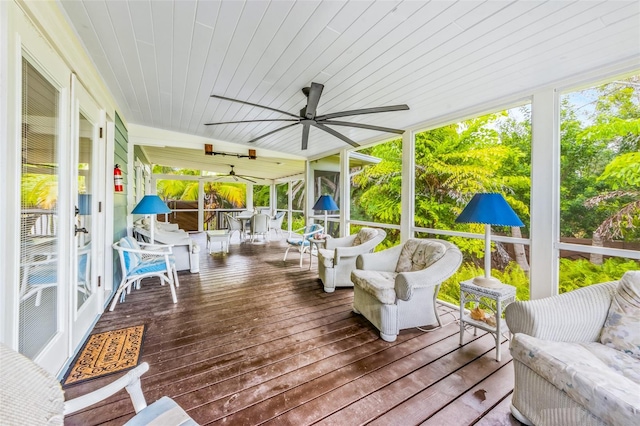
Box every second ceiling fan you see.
[209,165,258,183]
[205,82,409,150]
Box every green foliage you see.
[21,174,58,209]
[558,257,640,293]
[560,75,640,239]
[598,152,640,189]
[437,257,638,306]
[438,262,530,305]
[253,185,270,208]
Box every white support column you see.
[305,160,314,224]
[197,179,204,232]
[287,181,293,233]
[270,182,277,215]
[339,149,350,237]
[529,89,560,299]
[400,130,416,243]
[245,183,253,211]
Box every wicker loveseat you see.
[133,219,197,272]
[505,271,640,426]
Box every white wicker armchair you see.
[318,227,386,293]
[0,343,197,425]
[351,238,462,342]
[505,279,640,426]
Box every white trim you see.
[557,242,640,260]
[348,220,401,230]
[413,227,530,246]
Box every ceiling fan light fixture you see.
[205,82,409,151]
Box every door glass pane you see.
[77,112,93,310]
[20,59,60,358]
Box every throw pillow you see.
[395,239,446,272]
[352,228,378,246]
[599,271,640,360]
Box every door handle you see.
[75,225,89,236]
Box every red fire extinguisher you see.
[114,164,123,192]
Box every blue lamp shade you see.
[455,193,524,227]
[131,195,171,215]
[313,195,339,211]
[77,194,92,215]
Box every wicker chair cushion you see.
[395,239,446,273]
[511,333,640,426]
[350,270,398,304]
[120,236,143,270]
[352,228,378,246]
[600,271,640,360]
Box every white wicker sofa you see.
[133,219,196,272]
[505,271,640,426]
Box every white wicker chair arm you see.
[155,222,180,232]
[325,234,357,250]
[118,246,172,256]
[395,248,463,301]
[63,362,150,415]
[137,241,174,251]
[356,244,403,271]
[334,232,386,265]
[505,281,618,342]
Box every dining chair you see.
[225,213,245,241]
[268,211,286,239]
[249,213,270,242]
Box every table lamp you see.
[132,195,171,244]
[455,193,524,288]
[312,194,339,232]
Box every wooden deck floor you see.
[64,233,522,426]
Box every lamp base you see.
[472,276,503,288]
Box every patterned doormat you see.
[63,324,146,386]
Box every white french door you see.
[70,76,104,351]
[18,33,72,374]
[12,3,105,375]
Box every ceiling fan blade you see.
[211,94,299,118]
[301,123,310,150]
[247,122,299,143]
[316,104,409,121]
[305,82,324,119]
[239,176,257,184]
[312,122,360,148]
[319,120,405,134]
[204,119,299,126]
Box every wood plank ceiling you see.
[59,0,640,177]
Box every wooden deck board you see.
[63,233,521,426]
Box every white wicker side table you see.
[459,279,516,362]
